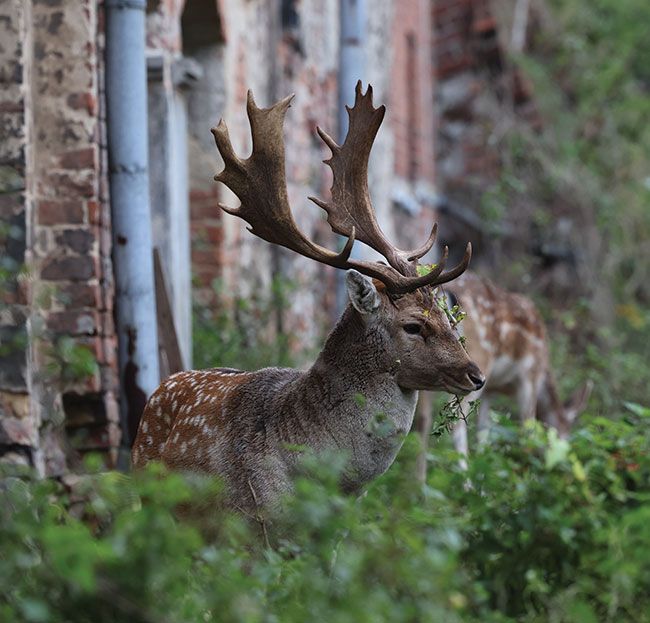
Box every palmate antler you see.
[211,81,471,296]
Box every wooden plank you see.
[153,247,185,377]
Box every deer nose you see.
[468,371,485,390]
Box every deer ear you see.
[346,270,380,315]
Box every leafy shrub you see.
[193,275,308,372]
[2,403,650,622]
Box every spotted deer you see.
[438,272,592,461]
[132,83,485,513]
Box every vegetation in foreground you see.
[2,402,650,623]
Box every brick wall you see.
[432,0,538,261]
[187,0,343,353]
[433,0,503,195]
[0,0,32,468]
[0,0,119,474]
[387,0,439,260]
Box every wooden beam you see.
[153,248,185,377]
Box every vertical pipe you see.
[336,0,366,314]
[339,0,366,138]
[105,0,160,466]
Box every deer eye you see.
[403,323,422,335]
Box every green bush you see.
[2,403,650,623]
[192,275,319,372]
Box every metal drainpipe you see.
[336,0,366,315]
[105,0,160,468]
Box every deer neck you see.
[311,304,409,395]
[284,304,417,488]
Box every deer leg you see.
[476,395,491,448]
[451,389,484,470]
[517,377,538,422]
[451,418,469,471]
[415,391,434,483]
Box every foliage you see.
[193,275,307,372]
[3,403,650,622]
[480,0,650,415]
[47,336,99,384]
[431,395,480,438]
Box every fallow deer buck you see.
[439,271,592,461]
[132,82,485,513]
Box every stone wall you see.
[0,0,33,468]
[0,0,119,475]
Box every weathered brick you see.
[87,200,100,224]
[189,189,219,201]
[190,202,221,220]
[49,171,96,198]
[0,102,25,113]
[59,147,96,170]
[0,416,37,446]
[103,391,120,424]
[41,255,95,281]
[57,282,102,308]
[38,200,84,225]
[191,247,221,265]
[0,391,30,419]
[193,224,223,245]
[67,92,97,116]
[194,266,220,287]
[100,311,115,337]
[101,336,117,367]
[55,228,96,254]
[46,309,101,335]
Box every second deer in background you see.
[424,271,592,468]
[417,271,592,480]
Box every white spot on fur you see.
[141,421,148,433]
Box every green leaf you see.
[624,401,650,417]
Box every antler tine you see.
[430,242,472,287]
[406,223,437,262]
